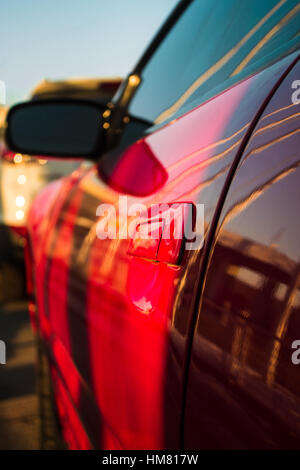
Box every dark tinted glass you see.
[129,0,300,125]
[8,101,102,157]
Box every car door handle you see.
[128,202,197,265]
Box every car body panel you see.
[27,51,299,449]
[184,58,300,449]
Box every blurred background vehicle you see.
[1,77,121,227]
[0,77,121,303]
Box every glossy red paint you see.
[29,168,87,338]
[100,139,168,197]
[24,51,300,449]
[156,203,195,264]
[52,369,91,450]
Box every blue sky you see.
[1,0,178,105]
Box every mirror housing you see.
[5,99,105,159]
[99,139,168,197]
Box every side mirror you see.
[5,99,105,158]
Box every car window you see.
[128,0,300,126]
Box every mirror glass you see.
[6,100,103,158]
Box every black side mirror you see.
[5,99,105,159]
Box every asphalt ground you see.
[0,301,39,449]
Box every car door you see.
[39,0,300,449]
[184,57,300,449]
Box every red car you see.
[5,0,300,449]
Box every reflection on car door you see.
[184,59,300,449]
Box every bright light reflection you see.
[16,195,25,207]
[13,154,23,164]
[16,210,24,220]
[17,174,26,184]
